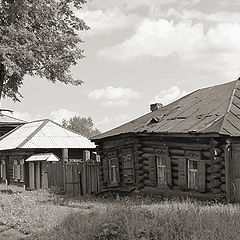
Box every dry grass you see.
[1,190,240,240]
[0,189,74,236]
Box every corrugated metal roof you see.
[0,114,26,125]
[93,80,240,140]
[0,119,96,150]
[25,153,60,162]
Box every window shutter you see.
[13,160,18,180]
[2,160,6,180]
[149,155,157,184]
[114,158,120,184]
[166,157,172,187]
[20,160,24,182]
[17,165,21,180]
[178,158,187,189]
[0,163,2,179]
[197,160,206,192]
[102,158,109,184]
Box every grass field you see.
[0,190,240,240]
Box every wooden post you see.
[224,140,231,202]
[62,148,68,163]
[62,148,68,192]
[82,150,90,195]
[29,162,35,189]
[36,162,41,190]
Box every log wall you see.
[96,135,227,198]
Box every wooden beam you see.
[224,141,231,201]
[82,150,90,195]
[35,162,40,190]
[29,162,35,190]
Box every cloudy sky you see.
[2,0,240,132]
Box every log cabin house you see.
[0,119,95,190]
[92,80,240,202]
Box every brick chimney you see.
[150,103,163,112]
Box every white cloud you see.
[99,19,240,78]
[88,0,177,12]
[76,8,138,35]
[95,116,111,126]
[12,111,43,122]
[99,19,204,61]
[88,86,141,107]
[12,109,81,125]
[161,9,240,23]
[153,86,188,106]
[49,109,79,124]
[115,114,129,122]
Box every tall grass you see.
[33,197,240,240]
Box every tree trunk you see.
[0,63,5,104]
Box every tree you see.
[0,0,88,102]
[62,116,101,139]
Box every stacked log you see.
[118,150,124,184]
[169,149,183,187]
[142,152,151,186]
[209,142,226,195]
[134,141,144,188]
[96,145,104,189]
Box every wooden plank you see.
[148,155,157,185]
[115,158,120,184]
[198,160,206,192]
[102,158,109,185]
[41,162,48,189]
[224,143,231,201]
[166,157,172,187]
[82,151,89,195]
[186,150,201,159]
[35,162,41,190]
[29,162,35,189]
[178,158,187,190]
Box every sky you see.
[2,0,240,132]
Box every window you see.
[109,158,117,184]
[188,159,198,190]
[156,156,167,185]
[0,160,6,180]
[123,153,134,185]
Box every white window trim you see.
[109,158,117,184]
[188,159,198,190]
[156,156,167,185]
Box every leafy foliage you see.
[62,116,101,139]
[0,0,88,101]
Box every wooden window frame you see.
[188,159,199,190]
[108,158,118,185]
[155,155,167,186]
[122,150,134,185]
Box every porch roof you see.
[25,153,60,162]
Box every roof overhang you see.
[25,153,60,162]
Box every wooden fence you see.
[64,151,100,196]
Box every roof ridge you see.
[48,119,90,139]
[17,119,50,148]
[220,79,239,133]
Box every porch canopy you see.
[25,153,60,162]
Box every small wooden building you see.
[0,113,25,137]
[92,80,240,202]
[0,119,95,190]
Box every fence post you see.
[82,150,90,195]
[62,148,68,192]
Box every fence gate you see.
[64,161,100,196]
[64,163,81,196]
[86,163,100,194]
